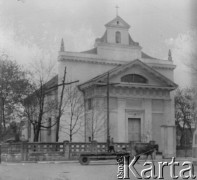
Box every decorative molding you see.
[79,59,177,91]
[58,54,175,70]
[59,57,121,66]
[125,109,145,116]
[90,86,171,100]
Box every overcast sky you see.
[0,0,196,87]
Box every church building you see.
[58,15,177,157]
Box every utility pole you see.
[53,67,79,142]
[107,72,110,148]
[56,67,66,142]
[96,72,119,149]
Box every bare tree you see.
[60,85,84,142]
[23,56,58,142]
[23,82,58,142]
[86,99,107,141]
[55,67,79,142]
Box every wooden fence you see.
[0,141,143,162]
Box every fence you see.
[0,141,148,162]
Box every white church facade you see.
[57,15,178,157]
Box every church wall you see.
[58,112,85,142]
[56,86,85,142]
[109,97,118,141]
[114,97,152,143]
[58,60,115,84]
[97,45,141,61]
[84,97,107,142]
[81,82,175,156]
[110,94,173,152]
[109,110,118,141]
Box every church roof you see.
[24,75,58,104]
[105,15,130,29]
[79,59,177,90]
[128,35,139,46]
[141,52,157,60]
[81,47,97,54]
[94,30,107,44]
[99,30,107,43]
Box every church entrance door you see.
[128,118,141,142]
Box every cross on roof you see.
[115,5,119,16]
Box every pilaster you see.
[143,99,152,140]
[161,125,176,158]
[117,99,126,142]
[164,99,174,125]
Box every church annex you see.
[58,15,177,157]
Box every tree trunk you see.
[55,117,60,142]
[2,99,5,129]
[33,123,41,142]
[70,127,72,142]
[70,133,72,142]
[34,129,40,142]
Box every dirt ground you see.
[0,159,196,180]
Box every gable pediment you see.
[105,16,130,29]
[79,59,177,90]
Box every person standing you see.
[108,137,115,153]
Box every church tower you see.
[94,16,142,61]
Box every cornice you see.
[84,87,172,100]
[151,64,176,70]
[96,42,142,50]
[82,83,176,93]
[59,56,121,66]
[58,55,175,70]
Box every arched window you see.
[116,31,121,43]
[121,74,147,83]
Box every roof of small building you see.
[24,75,58,104]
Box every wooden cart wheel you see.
[79,156,90,165]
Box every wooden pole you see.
[56,67,67,142]
[55,67,79,142]
[107,72,110,148]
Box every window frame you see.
[121,74,147,84]
[115,31,121,44]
